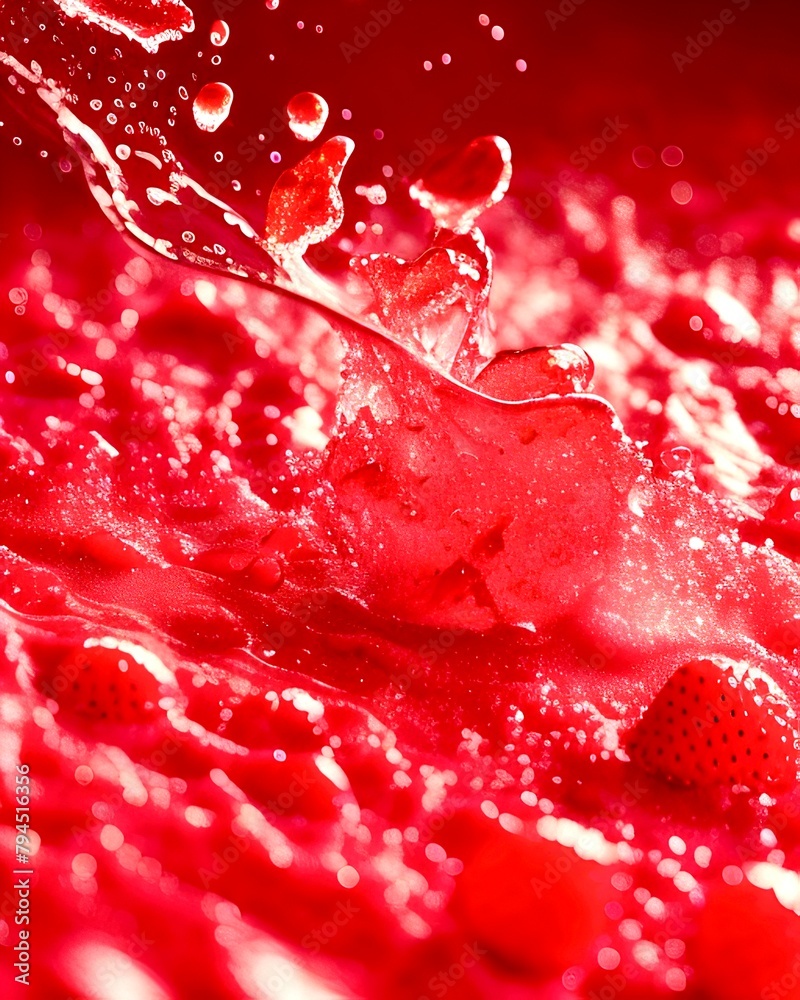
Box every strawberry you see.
[40,643,165,727]
[626,657,798,790]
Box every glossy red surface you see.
[2,2,800,998]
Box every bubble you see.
[192,82,234,132]
[286,91,329,142]
[270,151,281,163]
[100,825,124,851]
[479,13,490,25]
[516,59,528,72]
[662,145,684,167]
[72,853,98,877]
[337,865,360,888]
[423,59,432,71]
[688,315,703,332]
[598,948,621,970]
[210,19,230,46]
[9,287,28,305]
[671,181,693,205]
[182,230,195,243]
[74,765,94,785]
[178,85,189,100]
[491,25,505,40]
[273,749,286,762]
[632,145,656,168]
[265,0,279,7]
[666,968,687,991]
[442,53,451,65]
[89,98,102,110]
[115,144,131,160]
[211,54,222,66]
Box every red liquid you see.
[2,3,800,999]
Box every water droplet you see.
[410,135,512,233]
[632,146,655,168]
[491,25,505,40]
[286,91,329,142]
[662,145,684,167]
[192,81,234,132]
[74,765,94,785]
[671,181,693,205]
[9,288,28,305]
[210,19,230,46]
[115,143,131,160]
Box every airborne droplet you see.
[286,92,329,142]
[210,19,230,46]
[192,81,234,132]
[410,135,512,233]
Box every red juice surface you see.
[2,2,800,998]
